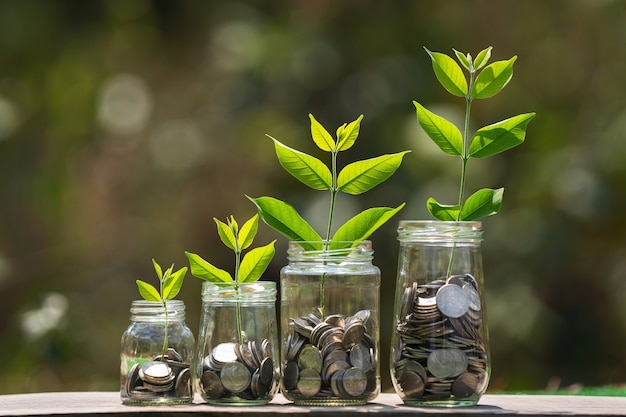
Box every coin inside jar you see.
[220,361,252,393]
[436,284,470,318]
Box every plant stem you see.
[160,279,168,361]
[320,147,340,318]
[447,62,477,278]
[234,244,244,344]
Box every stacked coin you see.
[394,275,488,401]
[282,310,377,399]
[125,348,191,399]
[200,339,275,400]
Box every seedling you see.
[185,214,275,342]
[135,260,188,360]
[249,114,409,251]
[415,46,535,220]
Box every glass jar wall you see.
[390,221,490,406]
[195,281,279,405]
[120,300,195,405]
[280,241,380,406]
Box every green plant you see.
[135,260,188,360]
[415,46,535,221]
[249,114,410,251]
[185,214,275,342]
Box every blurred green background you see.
[1,0,626,394]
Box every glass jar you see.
[120,300,195,405]
[280,241,380,406]
[390,221,490,406]
[195,281,279,405]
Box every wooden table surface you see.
[1,392,626,417]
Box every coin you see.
[201,370,225,399]
[174,367,191,397]
[427,349,468,378]
[399,370,425,399]
[298,344,323,372]
[297,368,322,397]
[341,367,368,397]
[452,372,478,398]
[283,361,299,391]
[220,361,251,393]
[343,321,365,349]
[436,284,470,318]
[349,343,373,371]
[212,342,238,365]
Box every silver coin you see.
[139,361,175,385]
[298,344,323,372]
[212,342,238,364]
[201,370,225,399]
[452,372,478,398]
[125,363,141,396]
[463,284,482,311]
[297,368,321,397]
[283,361,299,391]
[259,357,274,387]
[436,284,470,318]
[427,349,468,378]
[349,343,373,371]
[221,361,251,393]
[341,367,368,397]
[174,368,191,397]
[325,314,345,328]
[342,321,365,349]
[399,370,425,399]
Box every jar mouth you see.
[287,240,373,261]
[201,281,277,301]
[397,221,483,242]
[130,300,186,320]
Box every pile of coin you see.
[200,339,275,401]
[393,274,488,401]
[282,310,377,399]
[125,348,191,400]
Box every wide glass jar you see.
[280,241,380,406]
[120,300,195,405]
[390,221,490,406]
[195,281,279,405]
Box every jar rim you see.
[201,281,277,300]
[397,220,483,242]
[287,240,373,262]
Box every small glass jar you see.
[195,281,279,405]
[390,221,490,406]
[280,241,380,406]
[120,300,195,405]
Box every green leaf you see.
[238,240,276,283]
[473,46,492,70]
[460,188,504,220]
[427,198,460,221]
[238,214,259,251]
[271,137,332,191]
[453,49,471,71]
[425,47,468,97]
[136,280,161,302]
[152,259,163,280]
[309,114,335,152]
[338,151,410,195]
[414,101,463,156]
[469,113,536,158]
[214,217,237,251]
[248,196,323,251]
[472,56,517,99]
[330,203,405,248]
[185,251,233,283]
[336,115,364,151]
[162,266,187,300]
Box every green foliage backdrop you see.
[1,0,626,393]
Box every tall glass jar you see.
[390,221,490,406]
[120,300,195,405]
[194,281,279,405]
[280,241,380,406]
